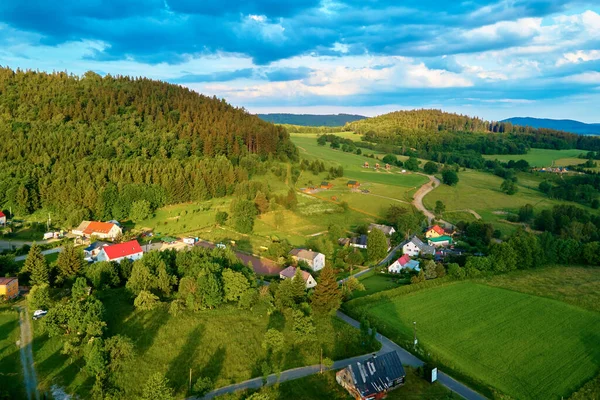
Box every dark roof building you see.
[336,351,406,400]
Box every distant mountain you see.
[258,113,367,127]
[502,117,600,136]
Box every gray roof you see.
[369,223,395,236]
[347,351,406,398]
[351,234,368,246]
[403,236,435,255]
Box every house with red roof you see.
[425,225,445,239]
[279,266,317,289]
[96,240,143,263]
[388,254,420,273]
[0,211,6,226]
[72,221,122,240]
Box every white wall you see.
[311,253,325,271]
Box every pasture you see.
[32,288,379,399]
[345,281,600,399]
[0,307,24,399]
[483,148,585,167]
[353,272,405,298]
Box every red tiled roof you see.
[398,254,411,266]
[84,221,117,235]
[0,211,5,218]
[430,225,445,235]
[103,240,143,260]
[0,277,17,285]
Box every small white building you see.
[289,249,325,271]
[388,254,421,273]
[96,240,143,263]
[83,241,110,262]
[279,266,317,289]
[402,236,435,257]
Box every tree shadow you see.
[121,304,169,356]
[165,325,205,394]
[267,310,285,331]
[198,345,226,382]
[0,318,18,342]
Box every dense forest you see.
[0,67,297,224]
[346,109,600,152]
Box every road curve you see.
[412,174,445,225]
[17,307,40,400]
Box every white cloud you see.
[562,71,600,84]
[557,50,600,66]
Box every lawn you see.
[215,366,452,399]
[352,272,406,299]
[0,306,24,399]
[32,288,380,399]
[482,148,586,167]
[344,281,600,399]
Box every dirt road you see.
[17,307,40,400]
[412,174,447,225]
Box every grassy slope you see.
[0,306,24,398]
[482,148,585,167]
[345,281,600,400]
[33,288,379,399]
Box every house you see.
[279,266,317,289]
[289,249,326,271]
[388,254,420,273]
[96,240,143,263]
[425,225,445,239]
[336,351,406,400]
[402,236,435,257]
[321,181,333,190]
[369,223,396,236]
[428,235,453,247]
[349,234,368,249]
[0,211,6,226]
[72,221,122,240]
[83,241,110,262]
[347,180,360,189]
[0,277,19,299]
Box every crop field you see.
[483,148,585,167]
[32,288,379,399]
[0,307,24,398]
[345,281,600,399]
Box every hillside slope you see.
[258,113,366,126]
[0,67,296,224]
[502,117,600,135]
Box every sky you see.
[1,1,599,122]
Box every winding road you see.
[17,307,40,400]
[195,311,486,400]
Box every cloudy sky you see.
[1,1,599,121]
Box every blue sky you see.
[1,1,599,121]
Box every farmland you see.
[344,281,600,399]
[32,288,379,399]
[0,307,24,399]
[482,148,586,167]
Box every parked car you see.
[216,243,226,249]
[33,310,48,320]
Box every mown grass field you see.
[482,148,586,167]
[32,288,379,399]
[345,281,600,399]
[353,272,405,299]
[0,307,24,399]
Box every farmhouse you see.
[320,181,333,189]
[350,234,368,249]
[388,254,420,273]
[289,248,325,271]
[336,351,406,400]
[425,225,445,238]
[369,223,396,236]
[347,180,360,189]
[72,221,122,240]
[279,266,317,289]
[402,236,435,257]
[0,211,6,226]
[96,240,143,263]
[83,241,110,262]
[0,277,18,299]
[428,235,453,247]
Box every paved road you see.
[195,311,486,400]
[14,247,63,262]
[337,266,374,284]
[17,307,40,400]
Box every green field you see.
[483,148,586,167]
[33,288,379,398]
[345,281,600,399]
[0,307,24,398]
[351,272,406,299]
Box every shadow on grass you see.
[199,346,227,382]
[165,325,205,393]
[0,318,19,342]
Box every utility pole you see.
[413,321,418,349]
[320,347,323,373]
[189,368,192,393]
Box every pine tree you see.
[311,266,341,314]
[141,373,175,400]
[57,242,85,280]
[22,243,50,285]
[290,267,307,303]
[367,228,388,261]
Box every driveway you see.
[16,307,40,400]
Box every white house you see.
[289,249,325,271]
[388,254,420,273]
[0,211,6,226]
[72,221,122,240]
[96,240,143,263]
[83,241,110,262]
[402,236,435,257]
[349,235,368,249]
[279,266,317,289]
[368,223,396,236]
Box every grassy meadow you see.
[482,148,586,167]
[344,281,600,400]
[352,272,406,299]
[0,307,24,399]
[32,288,379,399]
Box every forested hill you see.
[0,67,297,225]
[258,113,366,126]
[502,117,600,135]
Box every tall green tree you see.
[311,266,341,314]
[22,243,49,285]
[230,198,257,234]
[57,242,85,281]
[442,170,459,186]
[130,199,151,222]
[141,373,175,400]
[290,268,307,303]
[222,269,250,303]
[367,228,388,261]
